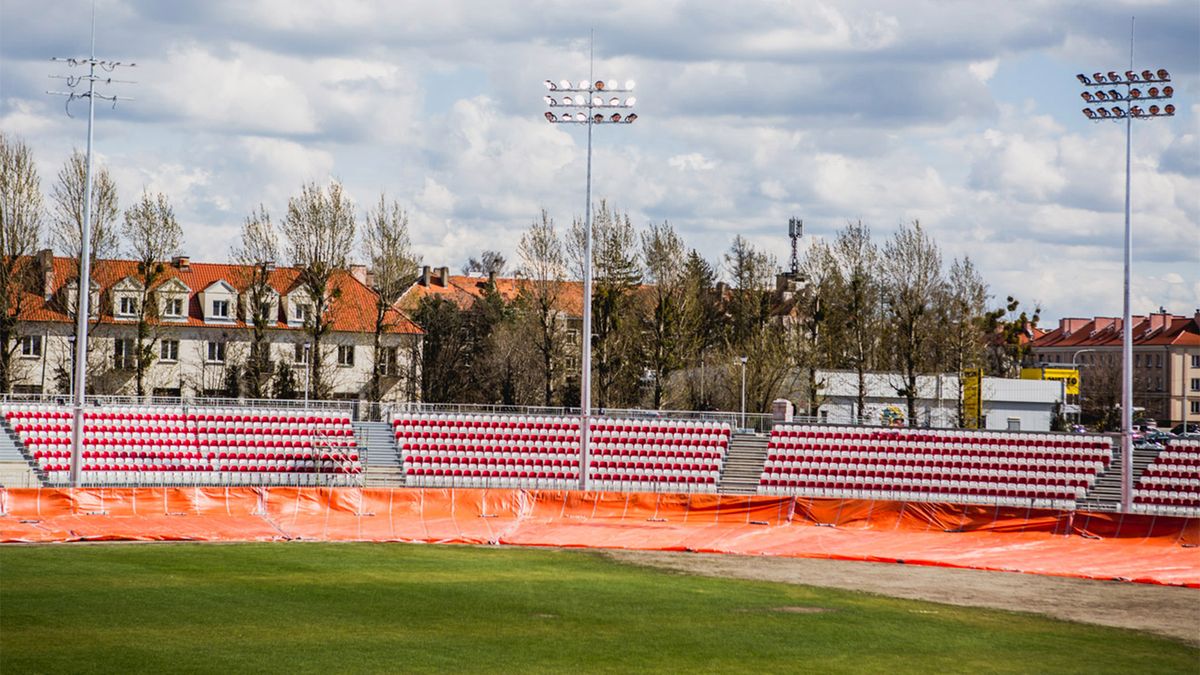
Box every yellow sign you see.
[1021,367,1080,396]
[963,368,983,429]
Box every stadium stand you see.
[757,424,1113,509]
[1133,438,1200,516]
[393,412,731,491]
[2,402,361,486]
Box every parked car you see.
[1170,422,1199,436]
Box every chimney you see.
[172,255,191,271]
[37,248,55,300]
[437,266,450,287]
[263,260,276,272]
[1091,317,1116,334]
[1060,317,1089,336]
[349,264,369,286]
[420,265,431,287]
[1148,309,1170,334]
[487,269,496,285]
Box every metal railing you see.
[0,392,353,413]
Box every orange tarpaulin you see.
[2,487,1197,587]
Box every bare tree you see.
[232,205,280,399]
[516,209,567,406]
[462,250,506,277]
[793,238,837,416]
[880,221,945,426]
[0,133,43,392]
[941,256,990,425]
[827,221,882,421]
[676,250,722,410]
[122,190,183,398]
[362,194,420,401]
[640,221,687,409]
[282,180,356,401]
[50,148,120,384]
[722,235,789,414]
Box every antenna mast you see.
[788,217,803,276]
[46,6,135,488]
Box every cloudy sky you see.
[2,0,1197,323]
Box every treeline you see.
[414,205,1039,425]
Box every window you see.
[1192,401,1200,414]
[257,302,273,323]
[114,339,134,369]
[19,335,42,358]
[206,341,226,363]
[1191,378,1200,392]
[211,300,230,318]
[378,346,398,376]
[163,297,184,318]
[160,339,179,362]
[338,345,355,367]
[1154,376,1162,392]
[1135,354,1142,368]
[1192,355,1200,368]
[294,343,310,364]
[118,296,138,316]
[294,302,312,323]
[1155,354,1162,368]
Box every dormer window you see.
[164,297,184,318]
[118,296,138,317]
[212,299,230,318]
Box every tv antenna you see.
[788,217,803,275]
[46,3,135,488]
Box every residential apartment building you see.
[8,250,423,402]
[1029,310,1200,427]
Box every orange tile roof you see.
[399,273,585,316]
[1031,314,1200,349]
[15,255,421,335]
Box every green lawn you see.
[1,543,1194,674]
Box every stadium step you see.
[355,421,401,467]
[1078,444,1159,512]
[364,465,406,487]
[718,433,770,495]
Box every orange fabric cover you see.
[2,488,1197,587]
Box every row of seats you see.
[393,413,731,490]
[3,403,360,486]
[1133,439,1200,516]
[759,424,1113,509]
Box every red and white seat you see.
[5,402,360,486]
[586,418,730,492]
[757,424,1112,510]
[1133,439,1200,516]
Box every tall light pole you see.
[1076,27,1174,512]
[47,8,134,487]
[739,356,748,430]
[542,66,638,491]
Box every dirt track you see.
[606,550,1200,646]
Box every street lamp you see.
[739,356,748,430]
[542,72,638,491]
[1070,349,1099,425]
[1076,40,1174,513]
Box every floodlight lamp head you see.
[1149,104,1161,115]
[575,112,587,121]
[594,80,605,90]
[545,112,557,122]
[1098,107,1111,118]
[1156,68,1169,80]
[606,80,617,90]
[609,96,620,106]
[1112,107,1126,118]
[610,113,621,122]
[625,80,636,90]
[1077,73,1092,84]
[1148,86,1160,97]
[1081,91,1094,102]
[625,96,636,106]
[1162,86,1174,97]
[1130,88,1141,99]
[1108,89,1123,100]
[544,80,557,90]
[593,96,603,106]
[1125,70,1139,82]
[593,113,604,123]
[1130,106,1143,117]
[1141,70,1154,81]
[1164,104,1175,115]
[559,79,571,90]
[1093,72,1106,83]
[578,80,589,89]
[1108,71,1122,83]
[1082,108,1096,119]
[545,96,556,106]
[625,113,637,123]
[1095,91,1108,101]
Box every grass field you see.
[2,543,1196,674]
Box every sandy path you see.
[606,550,1200,646]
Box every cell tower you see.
[788,217,803,276]
[46,6,135,488]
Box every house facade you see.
[1029,311,1200,428]
[8,250,423,402]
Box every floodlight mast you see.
[1075,19,1173,514]
[47,8,134,488]
[542,60,637,492]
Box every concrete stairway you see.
[718,433,769,495]
[0,418,41,488]
[1078,444,1158,512]
[354,420,405,487]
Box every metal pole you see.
[740,357,747,430]
[68,20,98,488]
[1120,20,1134,513]
[304,343,312,406]
[579,38,595,492]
